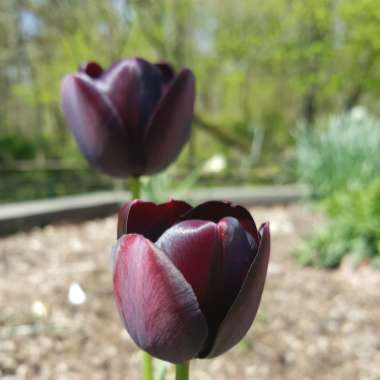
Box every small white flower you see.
[68,283,87,305]
[202,154,226,174]
[350,105,367,121]
[31,300,48,318]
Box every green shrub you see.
[0,134,37,163]
[296,112,380,268]
[296,178,380,268]
[297,113,380,197]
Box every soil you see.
[0,204,379,380]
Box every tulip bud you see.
[113,199,270,363]
[61,58,195,177]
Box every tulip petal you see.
[101,58,163,140]
[155,63,176,85]
[196,217,257,355]
[144,69,195,174]
[79,61,103,78]
[203,222,270,358]
[113,234,208,363]
[156,220,221,317]
[216,217,258,320]
[61,74,139,176]
[180,201,260,245]
[156,217,258,357]
[117,199,193,240]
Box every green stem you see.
[143,351,153,380]
[132,177,152,380]
[175,362,190,380]
[130,176,141,199]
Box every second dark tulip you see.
[61,58,195,177]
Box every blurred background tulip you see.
[113,199,270,363]
[61,58,195,177]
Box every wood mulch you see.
[0,204,379,379]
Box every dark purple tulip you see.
[113,199,270,363]
[61,58,195,177]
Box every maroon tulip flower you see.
[113,199,270,363]
[61,58,195,177]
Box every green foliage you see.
[0,168,114,203]
[296,113,380,268]
[297,112,380,197]
[142,167,202,204]
[296,180,380,268]
[0,134,37,162]
[1,0,380,201]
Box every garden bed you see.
[0,204,379,379]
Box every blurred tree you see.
[0,0,380,185]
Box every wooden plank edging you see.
[0,185,308,235]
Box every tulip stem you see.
[134,176,152,380]
[130,176,141,199]
[131,176,151,379]
[175,362,190,380]
[142,351,154,380]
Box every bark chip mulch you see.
[0,204,379,379]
